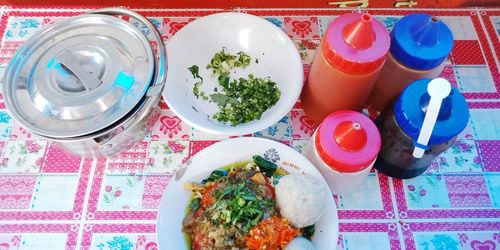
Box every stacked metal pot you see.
[3,8,166,157]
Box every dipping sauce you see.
[374,78,469,179]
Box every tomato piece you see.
[191,228,204,250]
[246,216,299,250]
[193,207,203,219]
[264,176,275,199]
[200,183,219,207]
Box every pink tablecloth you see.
[0,6,499,250]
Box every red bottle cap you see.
[334,121,368,151]
[323,13,390,75]
[315,110,381,173]
[342,14,375,50]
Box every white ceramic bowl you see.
[156,137,338,250]
[163,12,303,136]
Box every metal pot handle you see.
[87,8,166,94]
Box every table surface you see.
[0,6,499,250]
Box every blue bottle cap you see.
[394,78,469,145]
[390,13,454,71]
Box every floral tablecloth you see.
[0,6,499,250]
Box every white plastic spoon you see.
[412,78,451,158]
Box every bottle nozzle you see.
[342,13,376,50]
[412,16,440,47]
[334,121,368,152]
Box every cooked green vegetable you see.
[253,155,277,177]
[302,225,315,240]
[190,198,201,212]
[202,169,228,184]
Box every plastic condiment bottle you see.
[301,13,390,123]
[374,78,469,179]
[367,13,454,112]
[303,110,381,194]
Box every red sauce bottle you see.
[301,13,390,123]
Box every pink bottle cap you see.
[323,13,390,75]
[315,110,381,173]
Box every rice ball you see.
[286,237,316,250]
[275,173,329,228]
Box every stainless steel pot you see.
[3,8,166,157]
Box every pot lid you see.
[3,14,155,138]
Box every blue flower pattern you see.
[20,19,40,29]
[132,21,151,37]
[18,30,28,38]
[96,236,134,250]
[265,17,283,28]
[267,126,279,136]
[419,234,459,250]
[377,16,400,32]
[439,140,482,172]
[7,18,41,40]
[5,30,13,38]
[132,18,162,37]
[0,127,11,139]
[279,115,289,124]
[253,114,291,140]
[149,18,162,30]
[264,148,280,163]
[284,126,293,138]
[0,112,11,124]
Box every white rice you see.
[275,173,329,228]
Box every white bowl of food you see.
[156,137,338,250]
[163,12,303,136]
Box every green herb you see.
[200,91,209,101]
[237,51,251,67]
[189,49,281,126]
[212,74,280,126]
[210,93,239,107]
[188,65,204,99]
[188,65,203,80]
[193,82,201,98]
[218,73,230,88]
[210,181,270,233]
[206,49,251,76]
